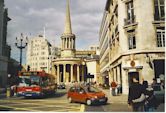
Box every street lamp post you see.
[15,33,28,71]
[6,74,11,98]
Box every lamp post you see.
[15,33,28,71]
[6,74,11,98]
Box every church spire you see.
[61,0,76,58]
[64,0,72,34]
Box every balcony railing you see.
[124,15,136,26]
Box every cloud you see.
[4,0,106,64]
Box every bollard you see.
[6,87,10,98]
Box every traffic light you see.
[27,65,30,71]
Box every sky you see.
[4,0,106,64]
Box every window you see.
[115,5,118,17]
[125,1,135,25]
[128,35,136,49]
[156,28,165,47]
[76,87,85,93]
[111,0,113,5]
[41,52,45,55]
[154,0,165,20]
[126,1,134,20]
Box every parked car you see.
[57,83,66,89]
[152,84,165,102]
[67,85,108,105]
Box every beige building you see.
[99,0,165,94]
[76,50,100,83]
[89,45,100,55]
[26,35,60,73]
[86,59,100,83]
[0,0,11,88]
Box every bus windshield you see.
[19,76,40,87]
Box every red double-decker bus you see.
[17,71,57,97]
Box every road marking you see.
[0,103,80,112]
[0,99,81,112]
[80,104,85,112]
[0,101,80,109]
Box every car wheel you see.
[68,97,72,103]
[86,99,92,105]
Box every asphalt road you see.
[0,89,82,112]
[85,102,132,112]
[0,89,164,112]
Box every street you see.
[0,89,82,112]
[0,88,132,112]
[85,103,131,112]
[0,88,164,112]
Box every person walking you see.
[144,89,157,111]
[110,81,117,96]
[151,78,157,88]
[128,77,145,111]
[117,84,122,94]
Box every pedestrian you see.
[74,81,79,88]
[142,80,148,90]
[144,89,157,111]
[117,84,122,94]
[151,78,157,88]
[10,85,16,97]
[110,81,117,96]
[128,77,145,111]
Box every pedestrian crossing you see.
[0,97,82,112]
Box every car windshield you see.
[85,86,101,93]
[19,76,40,86]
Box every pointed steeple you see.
[64,0,72,34]
[61,0,76,58]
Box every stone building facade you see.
[0,0,11,88]
[76,50,100,83]
[52,0,102,84]
[99,0,165,94]
[52,0,86,84]
[26,35,60,73]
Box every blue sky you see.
[4,0,106,64]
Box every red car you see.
[67,85,108,105]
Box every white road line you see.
[80,104,85,112]
[0,99,81,111]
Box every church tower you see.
[61,0,76,58]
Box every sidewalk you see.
[101,89,128,104]
[101,89,165,112]
[101,89,132,112]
